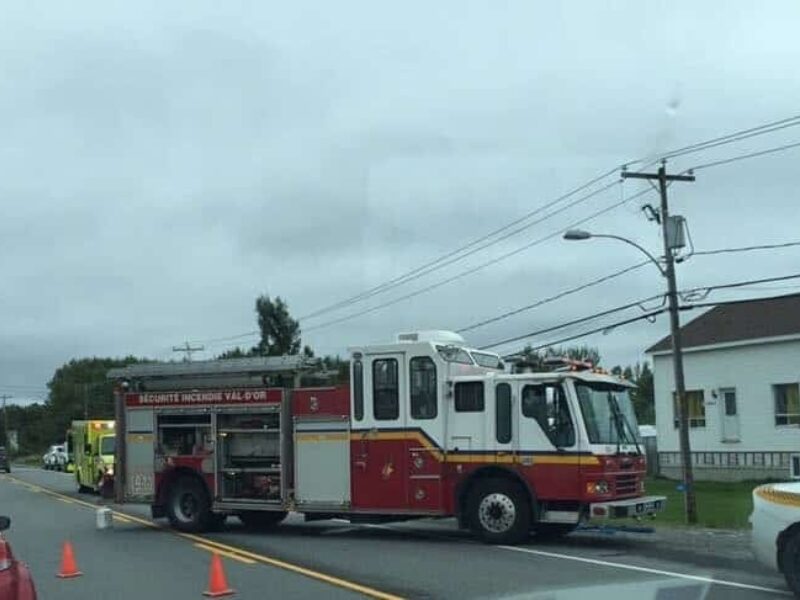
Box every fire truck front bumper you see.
[589,495,666,519]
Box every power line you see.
[660,115,800,161]
[683,272,800,297]
[693,240,800,257]
[689,140,800,171]
[499,272,800,357]
[301,177,623,322]
[458,260,651,334]
[193,113,800,351]
[202,237,800,351]
[462,240,800,336]
[303,188,654,334]
[502,309,668,357]
[479,294,665,351]
[301,113,800,322]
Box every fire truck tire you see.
[467,478,531,545]
[238,510,288,530]
[166,477,212,532]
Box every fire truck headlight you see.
[586,480,609,495]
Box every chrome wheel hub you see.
[478,492,516,533]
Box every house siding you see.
[652,338,800,481]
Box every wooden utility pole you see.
[622,162,698,524]
[172,342,205,362]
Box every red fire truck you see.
[109,330,664,544]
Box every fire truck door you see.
[351,353,408,511]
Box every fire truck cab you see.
[109,330,664,544]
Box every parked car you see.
[0,516,37,600]
[42,445,67,471]
[0,447,9,473]
[751,482,800,596]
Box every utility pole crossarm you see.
[622,171,696,182]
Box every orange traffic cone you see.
[203,553,234,597]
[56,541,82,578]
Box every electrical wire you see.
[300,178,623,321]
[693,240,800,256]
[496,272,800,357]
[660,116,800,161]
[457,260,651,334]
[193,114,800,350]
[303,188,653,334]
[689,140,800,171]
[501,309,668,358]
[479,294,665,351]
[299,115,800,322]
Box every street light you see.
[563,229,665,275]
[564,227,698,524]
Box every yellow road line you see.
[7,475,404,600]
[58,498,74,504]
[194,543,256,564]
[114,515,132,524]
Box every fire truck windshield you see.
[575,382,641,447]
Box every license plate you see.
[635,500,663,514]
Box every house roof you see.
[647,293,800,353]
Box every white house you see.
[647,293,800,482]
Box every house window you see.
[673,390,706,428]
[373,359,399,420]
[455,382,484,412]
[774,383,800,426]
[409,357,437,420]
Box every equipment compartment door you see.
[294,417,350,506]
[125,409,155,501]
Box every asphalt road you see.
[0,467,792,600]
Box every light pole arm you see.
[590,234,666,277]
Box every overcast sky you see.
[2,1,800,404]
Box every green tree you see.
[632,362,655,425]
[609,362,655,425]
[47,356,144,438]
[254,295,302,356]
[217,347,252,359]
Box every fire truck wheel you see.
[467,478,531,544]
[238,510,288,530]
[166,477,211,532]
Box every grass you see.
[645,476,769,529]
